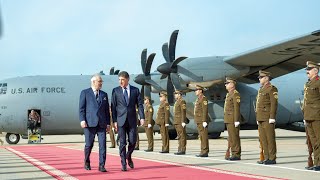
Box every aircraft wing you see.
[224,30,320,83]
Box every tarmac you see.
[0,129,319,180]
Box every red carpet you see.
[7,145,281,180]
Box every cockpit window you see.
[0,83,7,95]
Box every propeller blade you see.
[160,74,168,79]
[145,79,163,91]
[178,65,203,82]
[141,49,147,74]
[169,30,179,62]
[170,73,182,90]
[171,56,188,69]
[141,86,145,99]
[109,67,115,75]
[114,70,120,75]
[145,53,156,76]
[144,85,151,99]
[167,75,175,105]
[162,43,170,62]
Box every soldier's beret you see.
[306,61,320,70]
[258,70,271,78]
[225,77,236,84]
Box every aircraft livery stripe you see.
[6,147,78,180]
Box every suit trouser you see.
[258,121,277,161]
[84,126,106,166]
[174,124,186,152]
[109,127,116,147]
[196,123,209,155]
[118,120,136,166]
[306,120,320,166]
[226,123,241,157]
[145,126,154,150]
[159,125,169,151]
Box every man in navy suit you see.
[79,74,110,172]
[111,71,145,171]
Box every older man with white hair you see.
[79,74,110,172]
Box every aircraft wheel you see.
[209,132,221,139]
[5,133,20,144]
[168,131,177,140]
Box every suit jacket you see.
[79,88,110,128]
[111,85,145,127]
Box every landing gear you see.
[5,133,20,144]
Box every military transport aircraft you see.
[1,22,320,143]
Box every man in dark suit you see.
[79,74,110,172]
[111,71,145,171]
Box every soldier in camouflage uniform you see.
[144,96,154,152]
[173,90,187,155]
[256,70,278,165]
[224,77,241,160]
[303,61,320,171]
[156,91,170,153]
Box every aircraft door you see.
[27,109,42,144]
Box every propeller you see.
[157,30,188,104]
[134,49,160,99]
[109,67,120,75]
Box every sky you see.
[0,0,319,80]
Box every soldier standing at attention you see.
[224,77,241,160]
[173,90,187,155]
[303,61,320,171]
[194,85,209,157]
[144,96,154,152]
[156,91,170,153]
[256,70,278,165]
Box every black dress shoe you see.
[128,159,134,169]
[305,166,314,170]
[109,146,115,148]
[257,160,265,164]
[99,166,107,172]
[229,156,241,161]
[314,166,320,171]
[134,147,139,150]
[159,151,169,153]
[144,149,153,152]
[264,160,276,165]
[174,151,186,155]
[121,165,127,171]
[84,163,91,170]
[196,154,208,157]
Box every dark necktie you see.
[96,90,99,102]
[124,87,129,106]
